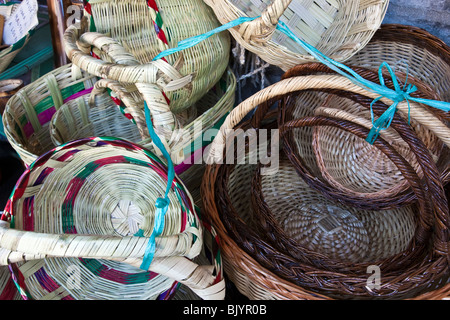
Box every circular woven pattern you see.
[254,156,416,264]
[0,137,224,300]
[202,73,450,299]
[203,0,388,71]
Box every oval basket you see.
[0,137,224,300]
[203,0,389,71]
[202,73,450,299]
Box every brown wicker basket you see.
[202,73,450,299]
[278,63,449,210]
[347,24,450,102]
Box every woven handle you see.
[89,78,150,140]
[234,0,292,43]
[65,21,193,160]
[207,74,450,162]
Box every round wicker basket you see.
[2,64,98,166]
[0,137,224,300]
[279,63,449,210]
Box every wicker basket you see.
[278,63,449,210]
[0,264,20,300]
[63,0,231,159]
[203,0,388,71]
[2,64,98,165]
[202,73,450,299]
[0,3,34,74]
[0,137,224,300]
[347,24,450,103]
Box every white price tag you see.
[3,0,38,45]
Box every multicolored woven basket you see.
[63,0,231,160]
[2,64,98,166]
[0,137,224,300]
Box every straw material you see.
[0,3,33,74]
[202,73,450,299]
[48,68,235,207]
[203,0,389,71]
[63,0,231,159]
[347,24,450,103]
[0,137,224,300]
[0,265,20,300]
[2,64,98,165]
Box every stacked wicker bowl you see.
[201,23,450,300]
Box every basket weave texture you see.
[203,0,389,70]
[0,137,225,300]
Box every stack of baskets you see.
[201,23,450,300]
[0,0,236,300]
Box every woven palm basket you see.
[278,63,449,210]
[63,0,231,160]
[0,3,34,74]
[0,137,224,300]
[202,73,450,299]
[2,64,98,166]
[203,0,388,71]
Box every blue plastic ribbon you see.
[152,17,450,144]
[275,21,450,143]
[137,102,175,270]
[152,17,256,61]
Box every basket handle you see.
[206,74,450,162]
[237,0,292,43]
[0,220,224,299]
[64,22,191,162]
